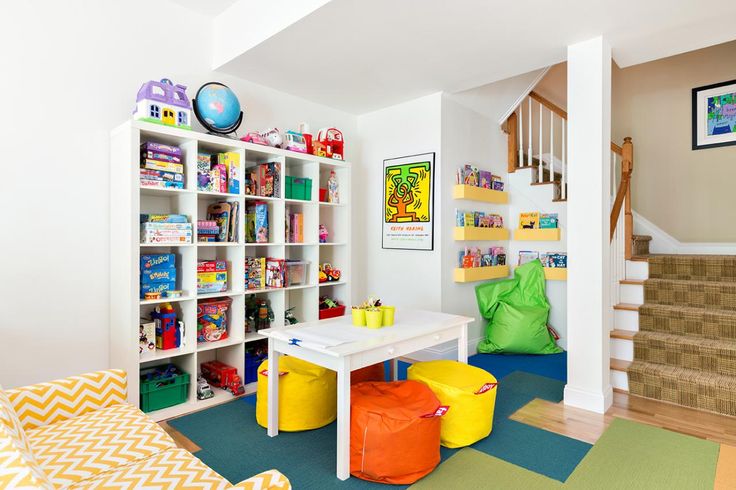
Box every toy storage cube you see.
[285,176,312,200]
[256,357,336,431]
[407,360,497,448]
[285,260,309,287]
[350,380,443,484]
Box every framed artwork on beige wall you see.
[692,79,736,150]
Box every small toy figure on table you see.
[327,170,339,203]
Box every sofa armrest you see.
[231,469,291,490]
[5,369,127,430]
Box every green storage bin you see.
[285,176,312,200]
[139,364,190,413]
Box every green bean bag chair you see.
[476,260,562,354]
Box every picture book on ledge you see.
[456,164,504,191]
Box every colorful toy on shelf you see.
[245,295,274,332]
[200,360,244,396]
[327,170,339,203]
[192,82,243,135]
[319,295,346,320]
[284,307,299,325]
[241,131,269,145]
[319,224,328,243]
[260,128,283,148]
[298,122,313,154]
[197,297,232,343]
[319,263,341,283]
[316,127,344,160]
[312,141,327,157]
[284,130,308,153]
[196,375,214,400]
[152,303,183,350]
[133,79,192,130]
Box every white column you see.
[564,36,613,414]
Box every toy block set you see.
[456,164,504,191]
[140,142,185,189]
[140,253,182,300]
[245,162,281,198]
[455,209,504,228]
[197,260,228,294]
[458,247,506,269]
[140,214,192,244]
[196,297,232,343]
[197,151,240,194]
[245,256,266,290]
[286,210,304,243]
[197,201,239,243]
[245,201,269,243]
[519,212,558,229]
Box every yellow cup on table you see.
[352,308,366,326]
[365,308,383,328]
[381,306,396,326]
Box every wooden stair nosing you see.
[620,279,645,286]
[530,180,561,187]
[630,256,649,262]
[610,329,636,341]
[612,387,629,394]
[552,197,567,202]
[611,358,632,372]
[613,303,640,312]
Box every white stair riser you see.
[619,283,644,304]
[626,260,649,280]
[614,309,639,331]
[611,369,629,392]
[610,338,633,361]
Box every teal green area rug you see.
[410,419,719,490]
[168,369,591,489]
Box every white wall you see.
[0,0,357,388]
[354,94,443,309]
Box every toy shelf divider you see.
[110,120,351,422]
[543,267,567,281]
[452,184,508,204]
[513,228,561,241]
[453,265,509,283]
[453,227,509,241]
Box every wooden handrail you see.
[610,137,634,259]
[611,142,622,155]
[529,91,567,120]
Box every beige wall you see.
[613,40,736,242]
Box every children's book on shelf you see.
[139,318,155,356]
[245,256,266,290]
[519,212,540,229]
[458,246,506,268]
[197,260,228,294]
[455,209,503,228]
[518,251,540,266]
[140,142,185,189]
[456,164,504,191]
[539,213,559,229]
[197,297,232,343]
[246,201,269,243]
[286,210,304,243]
[196,151,240,194]
[541,252,567,268]
[202,201,239,242]
[140,214,192,244]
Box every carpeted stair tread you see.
[627,361,736,416]
[644,278,736,311]
[648,255,736,282]
[633,331,736,376]
[639,303,736,340]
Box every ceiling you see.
[208,0,736,114]
[168,0,237,16]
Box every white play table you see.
[258,309,473,480]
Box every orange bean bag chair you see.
[351,363,385,385]
[350,380,444,484]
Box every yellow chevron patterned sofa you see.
[0,369,290,489]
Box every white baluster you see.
[550,110,554,184]
[561,119,566,199]
[527,97,532,167]
[538,101,543,183]
[518,106,523,167]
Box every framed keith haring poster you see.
[692,79,736,150]
[382,152,435,250]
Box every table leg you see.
[267,338,280,438]
[391,358,399,381]
[458,323,469,364]
[336,357,351,480]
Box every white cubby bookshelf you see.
[110,120,351,421]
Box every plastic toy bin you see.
[139,364,190,413]
[319,305,346,320]
[245,351,268,384]
[285,260,309,287]
[285,176,312,200]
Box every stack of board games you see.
[519,212,559,229]
[455,210,504,228]
[140,253,177,299]
[458,247,506,269]
[197,260,228,294]
[197,220,219,242]
[245,257,266,290]
[196,152,241,194]
[140,142,184,189]
[456,164,504,191]
[140,214,192,244]
[202,202,239,242]
[245,162,281,198]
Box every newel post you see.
[507,112,518,173]
[623,137,633,259]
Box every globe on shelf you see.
[192,82,243,136]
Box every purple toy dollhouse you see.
[133,78,192,130]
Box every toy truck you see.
[200,360,237,388]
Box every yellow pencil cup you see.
[381,306,396,326]
[365,309,383,328]
[352,308,366,326]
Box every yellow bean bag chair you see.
[256,357,336,431]
[407,360,497,448]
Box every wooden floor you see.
[159,421,200,453]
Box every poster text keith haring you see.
[382,154,434,250]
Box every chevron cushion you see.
[27,402,177,487]
[67,448,231,489]
[231,469,291,489]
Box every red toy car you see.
[200,360,237,388]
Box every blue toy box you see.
[141,253,176,270]
[141,268,177,284]
[141,281,176,298]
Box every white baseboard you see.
[563,384,613,414]
[634,211,736,254]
